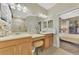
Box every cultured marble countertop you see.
[60,33,79,44]
[31,34,45,38]
[0,33,31,41]
[40,32,53,35]
[60,33,79,39]
[0,33,45,41]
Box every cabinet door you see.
[0,46,16,55]
[17,43,32,55]
[0,38,32,55]
[44,36,50,49]
[0,43,32,55]
[14,39,32,55]
[49,36,53,47]
[44,34,53,49]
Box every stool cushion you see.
[33,40,43,47]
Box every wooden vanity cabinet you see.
[0,37,32,55]
[44,33,53,49]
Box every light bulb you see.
[17,4,21,11]
[10,3,16,9]
[23,6,29,12]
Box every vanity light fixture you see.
[17,4,22,11]
[23,6,28,12]
[22,6,31,14]
[10,3,16,9]
[38,13,48,18]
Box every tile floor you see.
[34,39,79,55]
[39,47,72,55]
[60,40,79,55]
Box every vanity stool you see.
[33,40,44,55]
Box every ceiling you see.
[59,8,79,19]
[38,3,56,10]
[10,3,49,18]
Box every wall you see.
[48,3,79,47]
[0,4,1,18]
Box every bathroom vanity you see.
[0,33,53,55]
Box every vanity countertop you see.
[31,34,45,39]
[0,33,45,41]
[0,33,31,41]
[60,33,79,44]
[40,32,53,35]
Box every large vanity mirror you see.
[12,18,27,32]
[43,20,53,29]
[48,20,53,28]
[43,21,47,28]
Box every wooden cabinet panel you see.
[49,36,53,47]
[0,37,32,55]
[44,36,50,49]
[17,43,32,55]
[0,46,16,55]
[44,33,53,49]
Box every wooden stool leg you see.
[35,47,39,55]
[35,46,44,55]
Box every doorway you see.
[59,16,79,55]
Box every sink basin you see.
[0,32,26,38]
[13,32,28,35]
